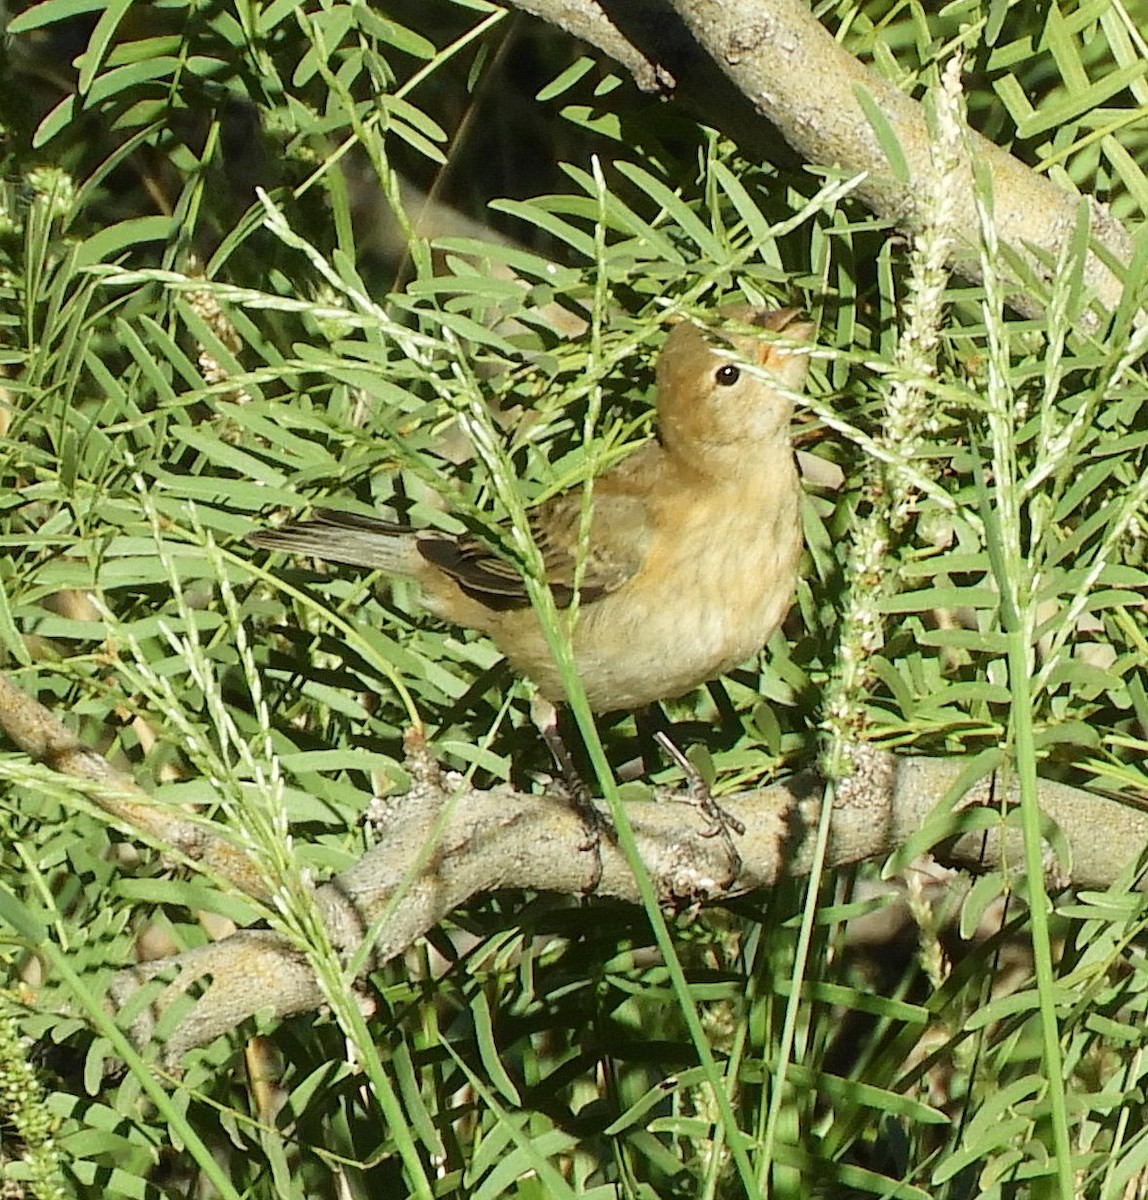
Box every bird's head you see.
[654,305,813,463]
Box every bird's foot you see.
[653,731,744,874]
[533,696,606,890]
[545,771,608,853]
[544,771,606,892]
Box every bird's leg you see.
[633,705,666,779]
[530,695,607,885]
[651,728,745,877]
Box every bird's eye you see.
[714,363,740,386]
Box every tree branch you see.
[508,0,674,94]
[504,0,1133,315]
[3,675,1141,1063]
[0,674,272,902]
[112,744,1148,1064]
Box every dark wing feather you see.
[532,487,650,599]
[416,486,650,612]
[416,537,535,612]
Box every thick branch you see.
[5,674,1144,1064]
[110,743,1146,1064]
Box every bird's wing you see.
[417,483,652,613]
[534,485,652,602]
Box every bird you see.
[248,305,812,719]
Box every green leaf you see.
[536,56,595,102]
[354,9,436,58]
[489,198,597,258]
[473,989,522,1104]
[960,871,1006,939]
[853,83,910,184]
[75,216,176,267]
[170,426,291,486]
[32,93,77,148]
[561,163,682,261]
[557,104,623,141]
[76,0,135,95]
[0,884,47,941]
[276,749,400,774]
[614,160,725,260]
[712,160,775,249]
[1018,63,1147,139]
[7,0,107,32]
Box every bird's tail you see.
[247,508,424,575]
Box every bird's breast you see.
[561,463,803,710]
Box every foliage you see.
[0,0,1147,1197]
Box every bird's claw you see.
[536,713,607,890]
[653,730,744,876]
[695,790,746,841]
[566,783,607,889]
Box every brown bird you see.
[249,306,813,716]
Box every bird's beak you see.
[749,307,814,367]
[761,307,814,338]
[765,306,802,332]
